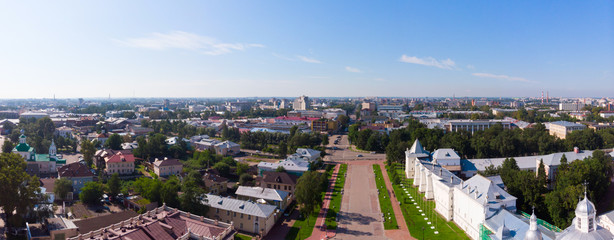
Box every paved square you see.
[335,164,386,239]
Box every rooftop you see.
[204,194,278,218]
[235,186,289,202]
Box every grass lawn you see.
[372,164,399,230]
[234,233,253,240]
[387,166,470,240]
[325,164,348,229]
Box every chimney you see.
[574,147,580,153]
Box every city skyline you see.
[1,1,612,98]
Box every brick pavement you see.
[307,164,340,240]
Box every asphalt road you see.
[325,134,386,161]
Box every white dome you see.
[496,220,513,240]
[576,195,596,216]
[524,211,543,240]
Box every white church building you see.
[403,139,614,240]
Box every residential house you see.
[58,162,95,194]
[94,149,133,170]
[257,158,310,176]
[235,186,291,211]
[259,171,299,195]
[104,152,135,175]
[214,141,240,156]
[204,194,278,236]
[549,121,586,139]
[153,158,183,177]
[55,126,74,138]
[203,172,229,195]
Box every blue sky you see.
[0,1,612,98]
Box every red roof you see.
[106,152,135,163]
[275,116,319,121]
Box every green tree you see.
[295,171,325,218]
[79,181,104,204]
[161,177,180,208]
[537,159,547,188]
[54,178,72,201]
[213,162,231,177]
[276,166,286,172]
[0,153,41,228]
[2,139,14,153]
[289,125,298,138]
[105,133,123,150]
[236,162,249,176]
[80,140,96,167]
[239,173,254,186]
[278,141,288,158]
[107,173,121,198]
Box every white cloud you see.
[345,66,362,73]
[472,72,531,83]
[399,55,456,70]
[466,65,475,69]
[296,55,322,64]
[374,78,386,82]
[115,31,264,55]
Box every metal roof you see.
[204,194,277,218]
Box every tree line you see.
[382,119,614,165]
[479,151,613,228]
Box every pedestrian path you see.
[307,164,340,240]
[378,162,416,240]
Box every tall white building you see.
[293,95,310,111]
[559,102,586,111]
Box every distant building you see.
[444,119,512,134]
[55,126,74,138]
[361,102,376,111]
[293,95,310,111]
[559,102,586,111]
[153,158,183,177]
[549,121,586,139]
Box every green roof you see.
[13,143,34,152]
[19,134,26,138]
[34,154,66,163]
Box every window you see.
[589,218,594,229]
[227,210,230,216]
[578,219,582,229]
[233,212,236,217]
[216,209,219,214]
[284,186,287,190]
[248,215,251,220]
[241,213,244,218]
[267,184,271,188]
[240,223,243,229]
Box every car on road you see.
[357,154,363,157]
[370,151,375,154]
